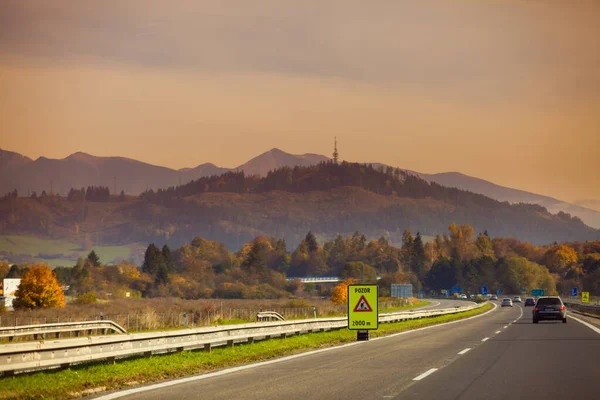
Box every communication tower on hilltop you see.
[333,137,339,164]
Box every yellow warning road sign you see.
[348,284,378,330]
[582,292,590,303]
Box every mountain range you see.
[1,147,599,229]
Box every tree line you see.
[3,225,599,309]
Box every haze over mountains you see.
[1,147,599,229]
[0,148,326,199]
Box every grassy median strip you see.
[0,302,492,400]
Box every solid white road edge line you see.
[95,301,498,400]
[458,348,471,355]
[413,368,438,381]
[481,337,489,342]
[495,330,501,334]
[570,315,600,335]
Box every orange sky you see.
[1,0,599,202]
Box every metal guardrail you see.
[564,302,600,318]
[0,320,127,341]
[256,311,286,321]
[285,276,383,283]
[0,302,485,376]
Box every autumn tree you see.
[340,261,377,283]
[444,224,476,262]
[331,278,356,305]
[544,245,577,274]
[475,233,495,259]
[0,261,10,280]
[13,264,65,309]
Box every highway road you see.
[97,301,600,400]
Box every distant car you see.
[459,294,467,299]
[513,296,522,303]
[533,296,567,323]
[490,295,498,300]
[524,298,535,307]
[501,298,513,307]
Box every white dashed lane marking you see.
[413,368,438,381]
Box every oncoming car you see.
[533,297,567,323]
[501,298,513,307]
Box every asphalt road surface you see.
[99,301,600,400]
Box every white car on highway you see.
[501,298,513,307]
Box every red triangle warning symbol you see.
[353,295,373,312]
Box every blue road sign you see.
[452,286,462,295]
[531,289,545,297]
[480,286,488,295]
[419,289,425,294]
[571,287,578,297]
[522,286,527,293]
[496,289,502,295]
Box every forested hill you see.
[1,162,598,249]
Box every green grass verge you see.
[382,300,430,313]
[0,302,493,400]
[0,235,138,267]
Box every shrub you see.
[74,291,97,305]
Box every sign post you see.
[348,284,378,341]
[531,289,544,297]
[582,292,590,304]
[496,289,502,296]
[571,287,578,297]
[480,286,488,296]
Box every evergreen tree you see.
[162,244,175,272]
[401,229,415,266]
[305,231,319,253]
[154,263,170,286]
[243,241,267,274]
[142,244,165,275]
[86,250,101,267]
[411,232,426,278]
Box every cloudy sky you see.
[1,0,598,202]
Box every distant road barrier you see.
[564,302,600,318]
[286,276,382,284]
[256,311,286,321]
[0,301,486,376]
[0,320,126,342]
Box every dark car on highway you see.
[524,298,535,307]
[533,296,567,323]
